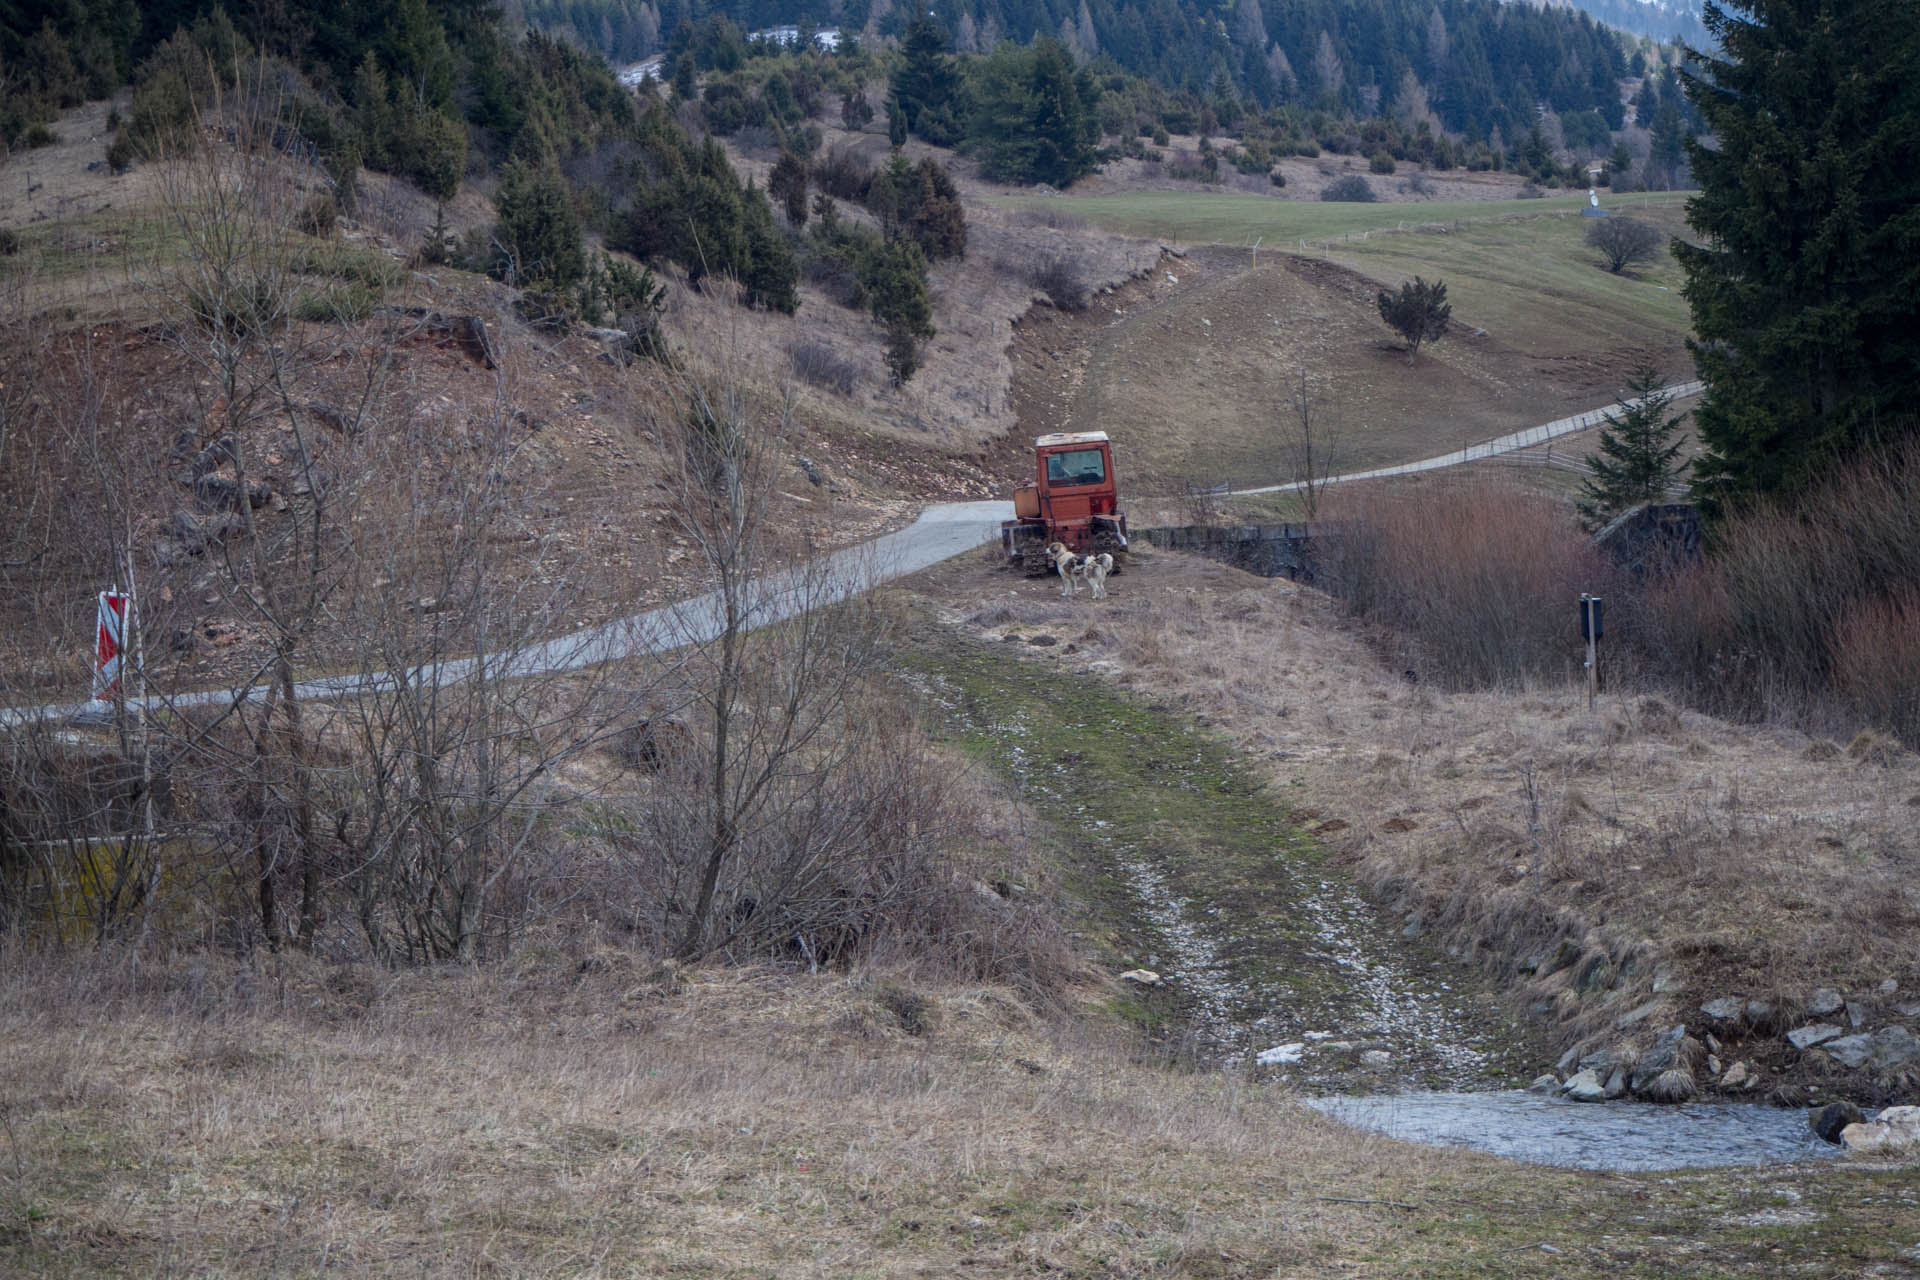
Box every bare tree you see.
[1,66,659,961]
[1586,216,1664,274]
[636,364,927,963]
[1279,365,1340,520]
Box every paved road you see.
[1228,381,1702,497]
[1,500,1015,729]
[4,384,1700,727]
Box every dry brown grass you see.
[909,548,1920,1080]
[0,946,1484,1277]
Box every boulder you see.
[188,435,239,479]
[1871,1025,1920,1070]
[1811,1100,1866,1144]
[1613,999,1665,1030]
[1256,1042,1304,1065]
[1526,1074,1560,1094]
[1827,1026,1920,1072]
[1826,1034,1875,1069]
[1720,1061,1754,1091]
[192,473,271,511]
[1577,1047,1614,1073]
[1807,988,1845,1018]
[1699,997,1745,1026]
[1118,969,1163,988]
[1744,999,1781,1032]
[1603,1068,1628,1100]
[1842,1107,1920,1157]
[1629,1026,1699,1095]
[1563,1069,1607,1102]
[1787,1023,1845,1051]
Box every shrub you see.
[1829,588,1920,745]
[1369,149,1396,174]
[296,193,339,239]
[0,228,18,256]
[1641,436,1920,742]
[21,123,56,148]
[1027,253,1090,311]
[104,134,136,173]
[1323,477,1621,688]
[1321,174,1376,202]
[491,159,586,289]
[812,146,872,201]
[1270,168,1287,188]
[1586,216,1664,274]
[789,339,858,394]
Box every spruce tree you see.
[1676,0,1920,514]
[890,16,963,145]
[1576,366,1689,530]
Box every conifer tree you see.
[768,151,809,226]
[491,158,585,288]
[1676,0,1920,513]
[965,38,1098,188]
[863,239,934,387]
[891,15,963,145]
[1577,366,1689,530]
[1375,276,1451,364]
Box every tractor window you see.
[1045,448,1106,486]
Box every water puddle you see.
[1307,1092,1843,1171]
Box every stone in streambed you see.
[1563,1069,1607,1102]
[1811,1101,1866,1145]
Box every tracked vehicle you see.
[1000,431,1129,575]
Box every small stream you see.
[913,633,1846,1173]
[1307,1092,1843,1171]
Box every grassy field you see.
[993,188,1692,249]
[1322,203,1695,359]
[1007,195,1698,497]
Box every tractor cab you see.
[1002,431,1128,573]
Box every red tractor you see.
[1000,430,1129,575]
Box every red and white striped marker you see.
[92,590,133,701]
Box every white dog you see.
[1047,542,1115,599]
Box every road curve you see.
[4,384,1699,728]
[1,500,1016,730]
